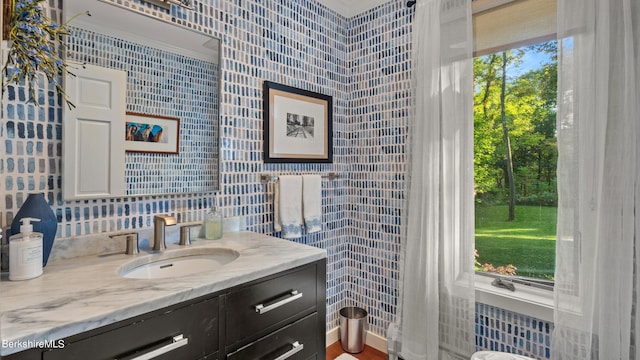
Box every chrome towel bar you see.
[260,172,340,183]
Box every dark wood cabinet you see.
[42,296,219,360]
[226,264,318,346]
[3,259,326,360]
[227,313,318,360]
[224,260,326,359]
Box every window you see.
[468,3,558,317]
[473,41,558,283]
[468,0,558,321]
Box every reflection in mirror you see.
[63,0,220,199]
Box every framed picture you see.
[263,81,333,163]
[125,112,180,154]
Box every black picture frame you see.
[263,81,333,163]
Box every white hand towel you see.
[274,175,303,238]
[302,175,322,233]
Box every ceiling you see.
[316,0,391,18]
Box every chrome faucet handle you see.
[153,215,177,251]
[179,225,201,246]
[154,214,177,226]
[109,233,139,255]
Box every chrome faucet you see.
[109,232,139,255]
[153,215,177,251]
[179,224,201,246]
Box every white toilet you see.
[471,351,537,360]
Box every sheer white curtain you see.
[387,0,475,359]
[553,0,640,358]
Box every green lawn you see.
[475,205,556,279]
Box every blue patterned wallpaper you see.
[0,0,552,358]
[345,0,413,337]
[1,0,350,334]
[477,303,553,358]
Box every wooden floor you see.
[326,341,387,360]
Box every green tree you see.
[500,51,516,221]
[473,56,503,199]
[473,42,558,211]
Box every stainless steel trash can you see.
[339,306,367,353]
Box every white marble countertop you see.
[0,231,326,356]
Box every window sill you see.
[475,274,554,322]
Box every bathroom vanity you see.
[0,232,326,360]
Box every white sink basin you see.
[119,247,239,279]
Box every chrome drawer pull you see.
[255,290,303,314]
[273,341,304,360]
[123,334,189,360]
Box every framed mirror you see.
[63,0,220,199]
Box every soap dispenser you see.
[205,195,223,240]
[9,217,44,281]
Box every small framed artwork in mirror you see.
[263,81,333,163]
[125,112,180,154]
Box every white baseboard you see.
[326,327,387,354]
[365,330,387,353]
[326,326,340,347]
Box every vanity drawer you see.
[42,296,219,360]
[226,264,317,345]
[226,313,318,360]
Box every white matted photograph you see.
[263,81,333,163]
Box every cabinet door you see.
[226,313,318,360]
[42,297,218,360]
[63,64,126,200]
[1,348,41,360]
[225,264,317,346]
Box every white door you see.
[63,65,126,200]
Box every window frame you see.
[475,272,554,322]
[467,0,557,322]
